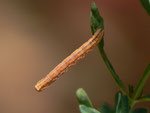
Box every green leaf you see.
[131,108,148,113]
[100,104,114,113]
[136,95,150,102]
[90,2,104,49]
[76,88,93,107]
[115,92,130,113]
[79,105,100,113]
[140,0,150,15]
[131,64,150,106]
[90,2,104,35]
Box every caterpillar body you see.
[35,29,104,92]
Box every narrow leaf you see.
[136,95,150,102]
[140,0,150,15]
[132,108,148,113]
[90,2,104,49]
[90,2,104,35]
[76,88,93,107]
[79,105,100,113]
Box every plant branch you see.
[130,64,150,107]
[98,41,128,95]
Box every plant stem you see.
[98,44,128,95]
[130,64,150,107]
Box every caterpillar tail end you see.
[35,78,52,92]
[35,79,46,92]
[35,83,42,92]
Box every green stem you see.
[98,42,128,95]
[130,64,150,107]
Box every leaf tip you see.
[91,2,96,9]
[76,88,84,96]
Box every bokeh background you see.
[0,0,150,113]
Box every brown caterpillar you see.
[35,29,104,92]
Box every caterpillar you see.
[35,29,104,92]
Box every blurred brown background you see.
[0,0,150,113]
